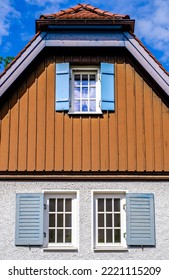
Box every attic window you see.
[70,67,101,113]
[55,62,115,113]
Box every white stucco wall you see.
[0,180,168,260]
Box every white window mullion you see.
[63,198,65,244]
[104,198,106,244]
[96,198,99,245]
[56,199,58,244]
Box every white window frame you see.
[43,191,79,250]
[92,191,127,251]
[69,66,101,114]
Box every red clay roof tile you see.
[40,3,130,20]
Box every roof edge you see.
[1,30,169,102]
[36,18,135,33]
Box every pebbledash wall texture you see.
[0,181,169,260]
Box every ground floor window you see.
[44,192,78,249]
[93,192,127,249]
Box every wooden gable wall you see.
[1,48,169,173]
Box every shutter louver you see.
[15,193,44,246]
[126,193,155,246]
[101,62,115,111]
[56,62,70,111]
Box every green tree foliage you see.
[0,56,14,70]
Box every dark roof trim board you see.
[1,29,169,98]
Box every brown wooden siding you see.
[1,54,169,172]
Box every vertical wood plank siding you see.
[0,55,169,172]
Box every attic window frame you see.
[69,66,101,114]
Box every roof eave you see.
[36,19,135,33]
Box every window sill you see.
[94,246,128,252]
[43,246,78,252]
[68,112,103,115]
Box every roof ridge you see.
[40,3,130,19]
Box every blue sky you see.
[1,0,169,71]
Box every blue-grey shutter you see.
[56,62,70,111]
[101,62,115,111]
[15,193,44,246]
[126,193,155,246]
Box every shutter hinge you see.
[123,232,126,239]
[44,204,46,210]
[123,204,126,211]
[43,232,46,238]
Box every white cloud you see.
[24,0,70,18]
[25,0,63,5]
[24,0,69,10]
[131,0,169,65]
[20,32,34,42]
[102,0,169,67]
[0,0,20,44]
[2,41,12,53]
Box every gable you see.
[1,4,169,177]
[0,48,169,174]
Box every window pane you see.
[49,229,55,243]
[106,229,112,243]
[57,199,63,212]
[90,87,96,98]
[90,101,96,112]
[106,199,112,212]
[49,199,55,212]
[98,214,104,227]
[106,214,112,227]
[74,74,80,86]
[74,101,80,111]
[114,199,120,212]
[98,229,104,243]
[57,229,63,243]
[49,214,55,227]
[65,214,71,227]
[82,74,88,85]
[82,101,88,111]
[82,87,88,98]
[65,199,71,212]
[98,199,104,212]
[57,214,63,227]
[65,229,71,243]
[114,214,120,227]
[114,229,121,243]
[74,88,80,99]
[89,74,96,85]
